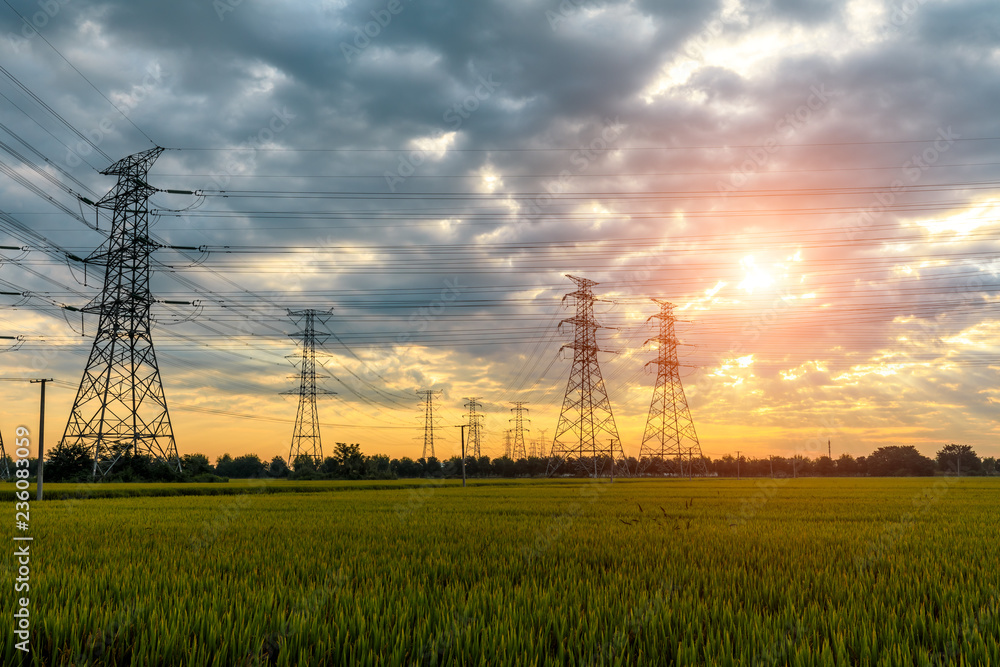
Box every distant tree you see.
[216,453,233,472]
[855,456,868,475]
[181,453,213,477]
[936,444,981,475]
[512,457,530,477]
[268,455,289,478]
[982,457,997,476]
[715,454,736,477]
[814,456,835,477]
[105,452,181,482]
[423,456,442,477]
[368,454,393,479]
[442,456,462,477]
[290,454,317,476]
[332,443,365,478]
[44,443,94,482]
[217,453,267,478]
[476,456,491,477]
[867,446,935,476]
[836,453,858,476]
[492,456,515,477]
[394,457,421,477]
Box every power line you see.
[2,0,156,146]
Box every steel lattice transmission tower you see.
[0,428,9,480]
[547,275,628,477]
[60,147,181,476]
[638,299,706,476]
[464,397,484,458]
[509,402,530,460]
[417,390,441,458]
[282,309,336,467]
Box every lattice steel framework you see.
[547,275,627,477]
[637,299,706,476]
[464,397,484,458]
[509,401,529,460]
[60,147,181,476]
[0,428,9,480]
[417,389,441,459]
[282,309,335,466]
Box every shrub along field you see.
[2,478,997,665]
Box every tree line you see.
[12,441,995,483]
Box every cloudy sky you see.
[0,0,998,464]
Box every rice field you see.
[3,478,998,665]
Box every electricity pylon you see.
[464,397,484,458]
[59,147,181,476]
[417,390,441,458]
[638,299,706,476]
[0,428,9,480]
[547,275,627,477]
[282,309,335,467]
[509,402,529,460]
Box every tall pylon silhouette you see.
[0,428,9,480]
[59,147,180,476]
[547,275,627,477]
[417,389,441,458]
[509,402,529,460]
[283,309,335,467]
[464,397,484,458]
[638,299,706,476]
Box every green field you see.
[3,478,998,665]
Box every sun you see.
[737,255,773,294]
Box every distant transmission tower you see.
[282,309,335,467]
[0,428,9,480]
[503,431,512,458]
[464,397,484,458]
[60,147,180,476]
[417,390,441,458]
[548,275,627,477]
[638,299,706,476]
[509,402,529,459]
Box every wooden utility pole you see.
[454,424,468,487]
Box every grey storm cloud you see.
[0,0,998,456]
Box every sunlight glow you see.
[410,131,456,158]
[916,197,1000,237]
[738,256,773,294]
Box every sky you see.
[0,0,998,465]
